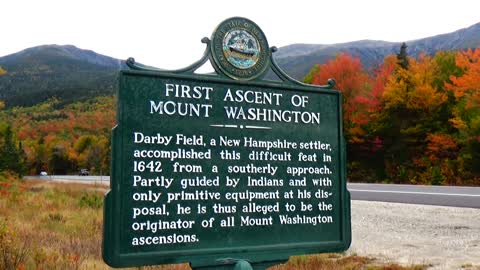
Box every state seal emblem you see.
[223,29,259,69]
[211,17,270,80]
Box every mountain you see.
[273,22,480,80]
[0,22,479,107]
[0,45,124,107]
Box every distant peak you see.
[3,44,123,69]
[23,44,78,51]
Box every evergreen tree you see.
[49,145,71,175]
[397,43,409,70]
[0,124,25,175]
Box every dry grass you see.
[270,253,428,270]
[0,172,105,269]
[461,263,480,270]
[0,172,429,270]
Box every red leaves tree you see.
[309,53,371,143]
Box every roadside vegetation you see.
[0,173,429,270]
[0,171,104,269]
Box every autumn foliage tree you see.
[307,53,371,143]
[306,53,386,181]
[446,48,480,180]
[376,51,453,183]
[448,49,480,109]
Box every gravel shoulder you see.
[350,200,480,269]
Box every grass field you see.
[0,171,428,270]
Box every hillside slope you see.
[0,45,123,107]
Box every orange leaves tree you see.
[376,50,454,183]
[448,49,480,109]
[446,49,480,182]
[306,53,371,144]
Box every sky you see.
[3,0,480,69]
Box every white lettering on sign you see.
[165,84,214,100]
[147,84,322,125]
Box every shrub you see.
[430,166,445,185]
[0,219,30,270]
[78,193,103,209]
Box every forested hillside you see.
[0,96,115,175]
[0,45,121,107]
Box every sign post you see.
[103,17,351,269]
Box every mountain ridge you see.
[1,22,479,107]
[1,44,123,68]
[273,22,480,79]
[0,44,124,107]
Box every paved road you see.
[348,183,480,208]
[25,176,480,208]
[25,175,110,186]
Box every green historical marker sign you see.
[103,17,351,269]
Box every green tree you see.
[430,51,464,134]
[432,51,463,90]
[32,142,48,174]
[74,135,96,153]
[303,64,320,84]
[376,51,415,182]
[397,42,409,70]
[49,145,71,175]
[0,124,25,175]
